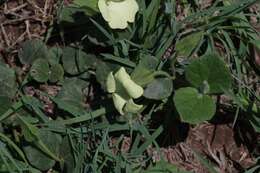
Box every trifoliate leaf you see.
[30,59,50,83]
[18,39,49,65]
[49,64,64,83]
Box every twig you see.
[1,25,10,47]
[2,17,33,25]
[10,32,26,48]
[25,20,31,39]
[4,3,27,13]
[26,0,44,14]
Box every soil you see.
[0,0,55,62]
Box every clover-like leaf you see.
[55,78,88,116]
[49,64,64,83]
[0,62,17,98]
[18,39,49,65]
[30,59,50,83]
[98,0,139,29]
[185,53,232,94]
[174,87,216,124]
[144,78,173,100]
[48,47,62,65]
[62,47,97,75]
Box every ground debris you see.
[0,0,56,54]
[148,123,256,173]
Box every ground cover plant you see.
[0,0,260,172]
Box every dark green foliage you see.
[0,0,259,172]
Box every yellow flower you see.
[106,67,143,115]
[98,0,139,29]
[114,67,143,99]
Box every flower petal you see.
[124,99,143,113]
[98,0,139,29]
[112,93,126,115]
[106,72,116,93]
[98,0,111,21]
[114,67,143,99]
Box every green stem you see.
[0,132,28,164]
[0,101,23,122]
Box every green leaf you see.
[62,47,96,75]
[21,95,49,123]
[18,39,49,65]
[19,116,39,143]
[49,64,64,83]
[59,4,99,25]
[23,130,62,171]
[30,58,50,83]
[131,54,158,86]
[0,158,41,173]
[143,78,173,100]
[59,136,75,172]
[0,97,12,115]
[55,78,88,116]
[96,61,112,90]
[175,31,203,57]
[62,47,79,75]
[144,0,161,33]
[251,40,260,50]
[101,53,136,68]
[19,116,61,163]
[48,47,63,65]
[0,63,17,98]
[0,132,28,164]
[185,54,232,94]
[174,87,216,124]
[72,0,99,12]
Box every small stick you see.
[25,20,31,39]
[4,3,27,13]
[1,25,11,47]
[10,32,26,48]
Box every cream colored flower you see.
[112,93,126,115]
[114,67,143,99]
[106,67,143,115]
[98,0,139,29]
